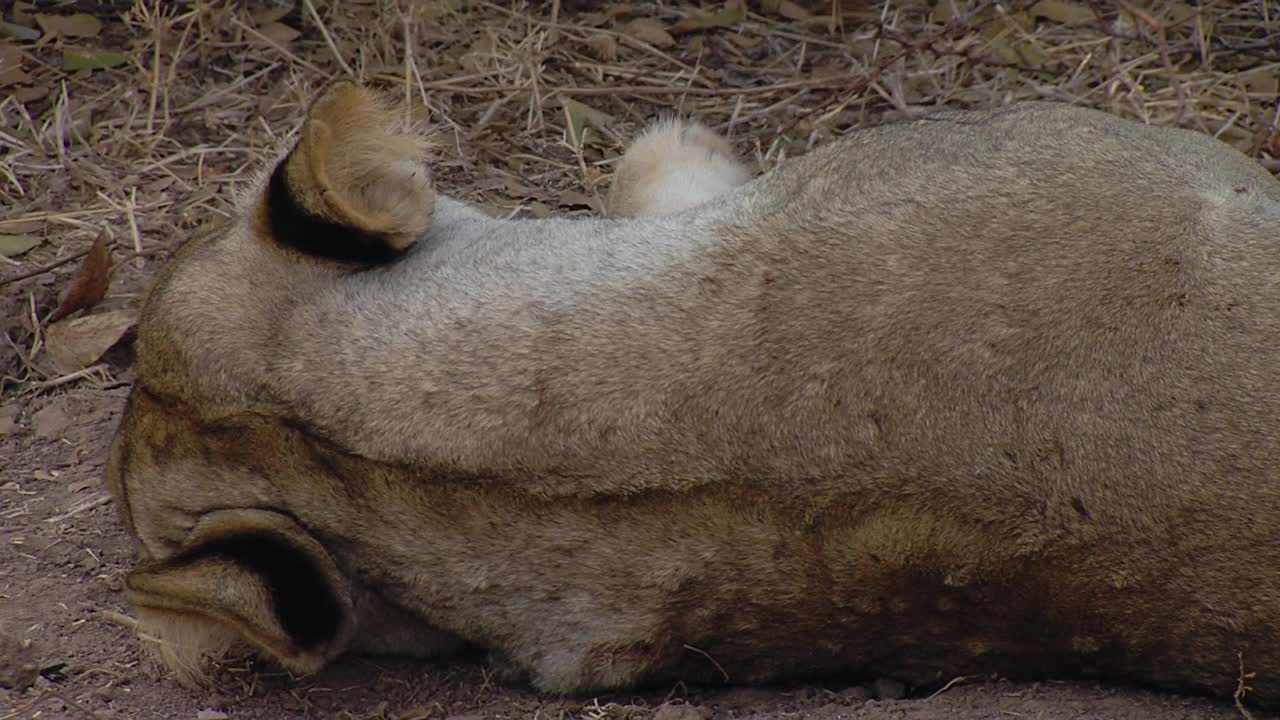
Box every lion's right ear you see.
[124,509,354,684]
[262,81,435,264]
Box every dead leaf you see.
[414,0,467,20]
[44,309,137,374]
[251,3,294,25]
[62,48,129,71]
[623,18,675,48]
[1029,0,1095,25]
[557,190,603,214]
[762,0,812,20]
[1165,1,1198,24]
[1240,66,1279,98]
[1,21,42,42]
[585,32,618,61]
[671,4,745,33]
[35,13,102,38]
[256,21,300,46]
[12,85,48,103]
[0,45,31,86]
[12,2,35,26]
[560,98,613,146]
[0,403,16,436]
[0,234,41,257]
[461,33,496,72]
[31,403,71,439]
[46,233,112,324]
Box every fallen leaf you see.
[762,0,812,20]
[1240,66,1279,97]
[62,48,129,71]
[256,21,300,46]
[0,403,16,436]
[12,2,35,26]
[671,4,745,34]
[35,13,102,38]
[622,18,675,48]
[12,84,48,103]
[460,33,496,72]
[414,0,467,20]
[1,21,42,42]
[560,98,613,146]
[585,32,618,61]
[46,233,112,324]
[0,234,41,257]
[31,403,71,439]
[557,190,603,214]
[251,3,294,25]
[0,45,31,86]
[1166,1,1198,24]
[44,309,137,373]
[1029,0,1095,25]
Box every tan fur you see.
[282,81,435,250]
[106,86,1280,708]
[134,607,244,688]
[606,118,752,217]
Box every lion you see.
[105,81,1280,709]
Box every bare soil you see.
[2,1,1277,718]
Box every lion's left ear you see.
[125,508,354,681]
[262,81,436,264]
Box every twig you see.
[0,687,105,720]
[682,644,729,683]
[0,689,53,720]
[926,674,975,700]
[303,0,356,79]
[97,610,140,631]
[1235,650,1257,720]
[0,247,165,287]
[371,75,881,97]
[0,249,91,286]
[229,16,330,77]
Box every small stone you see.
[652,702,710,720]
[0,402,18,434]
[839,684,873,702]
[31,403,71,439]
[196,711,229,720]
[873,677,907,700]
[0,628,39,690]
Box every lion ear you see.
[125,509,354,682]
[262,81,436,264]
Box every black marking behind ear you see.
[182,530,345,650]
[264,157,407,266]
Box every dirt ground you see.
[2,1,1277,718]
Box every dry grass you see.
[1,0,1277,395]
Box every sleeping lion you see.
[106,82,1280,709]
